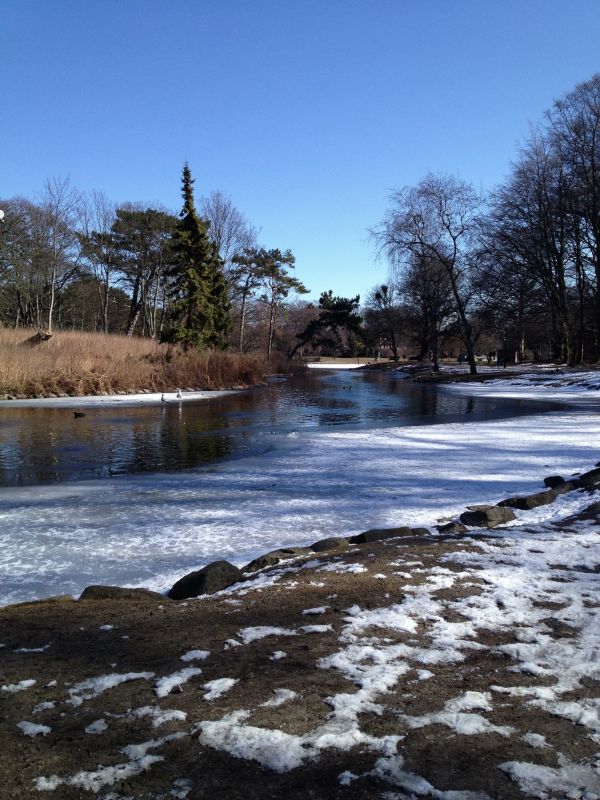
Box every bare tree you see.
[78,191,118,333]
[38,177,83,332]
[201,191,258,275]
[364,284,401,361]
[548,74,600,357]
[398,256,455,370]
[372,173,483,374]
[484,134,582,363]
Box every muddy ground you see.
[0,528,598,800]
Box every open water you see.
[0,368,561,486]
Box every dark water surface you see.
[0,369,561,486]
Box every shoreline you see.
[0,387,249,410]
[2,369,600,607]
[5,455,599,611]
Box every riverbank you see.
[3,371,600,796]
[2,484,600,798]
[0,329,269,399]
[0,388,243,409]
[2,368,600,606]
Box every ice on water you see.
[2,374,600,605]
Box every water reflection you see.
[0,369,560,486]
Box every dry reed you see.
[0,329,269,397]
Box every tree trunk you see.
[430,330,440,372]
[47,264,57,332]
[126,306,141,337]
[126,275,141,337]
[384,308,399,360]
[238,291,248,353]
[450,285,477,374]
[517,291,527,363]
[97,280,109,334]
[267,298,276,358]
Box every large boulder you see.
[349,527,412,544]
[544,475,565,489]
[577,467,600,488]
[310,537,350,553]
[242,547,312,573]
[80,585,167,601]
[498,489,558,510]
[168,560,242,600]
[551,480,579,495]
[436,521,469,534]
[460,506,516,528]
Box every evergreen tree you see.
[208,247,231,348]
[163,164,230,349]
[255,248,308,358]
[288,291,363,358]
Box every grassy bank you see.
[0,328,270,397]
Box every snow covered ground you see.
[4,508,600,797]
[306,362,367,369]
[441,368,600,405]
[0,389,235,409]
[1,369,600,606]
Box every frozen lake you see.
[0,369,556,486]
[1,368,596,607]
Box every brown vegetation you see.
[0,328,269,397]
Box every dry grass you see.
[0,328,269,397]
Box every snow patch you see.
[85,719,108,735]
[33,701,56,714]
[180,649,210,662]
[500,754,600,796]
[260,688,299,708]
[203,678,238,700]
[18,721,51,737]
[521,732,550,748]
[68,672,154,706]
[155,668,202,698]
[130,705,187,728]
[2,679,36,693]
[301,624,333,634]
[35,732,186,792]
[237,626,297,644]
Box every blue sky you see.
[2,0,600,301]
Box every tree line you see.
[368,73,600,373]
[2,73,600,368]
[291,73,600,371]
[0,164,308,357]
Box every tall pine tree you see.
[163,164,230,349]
